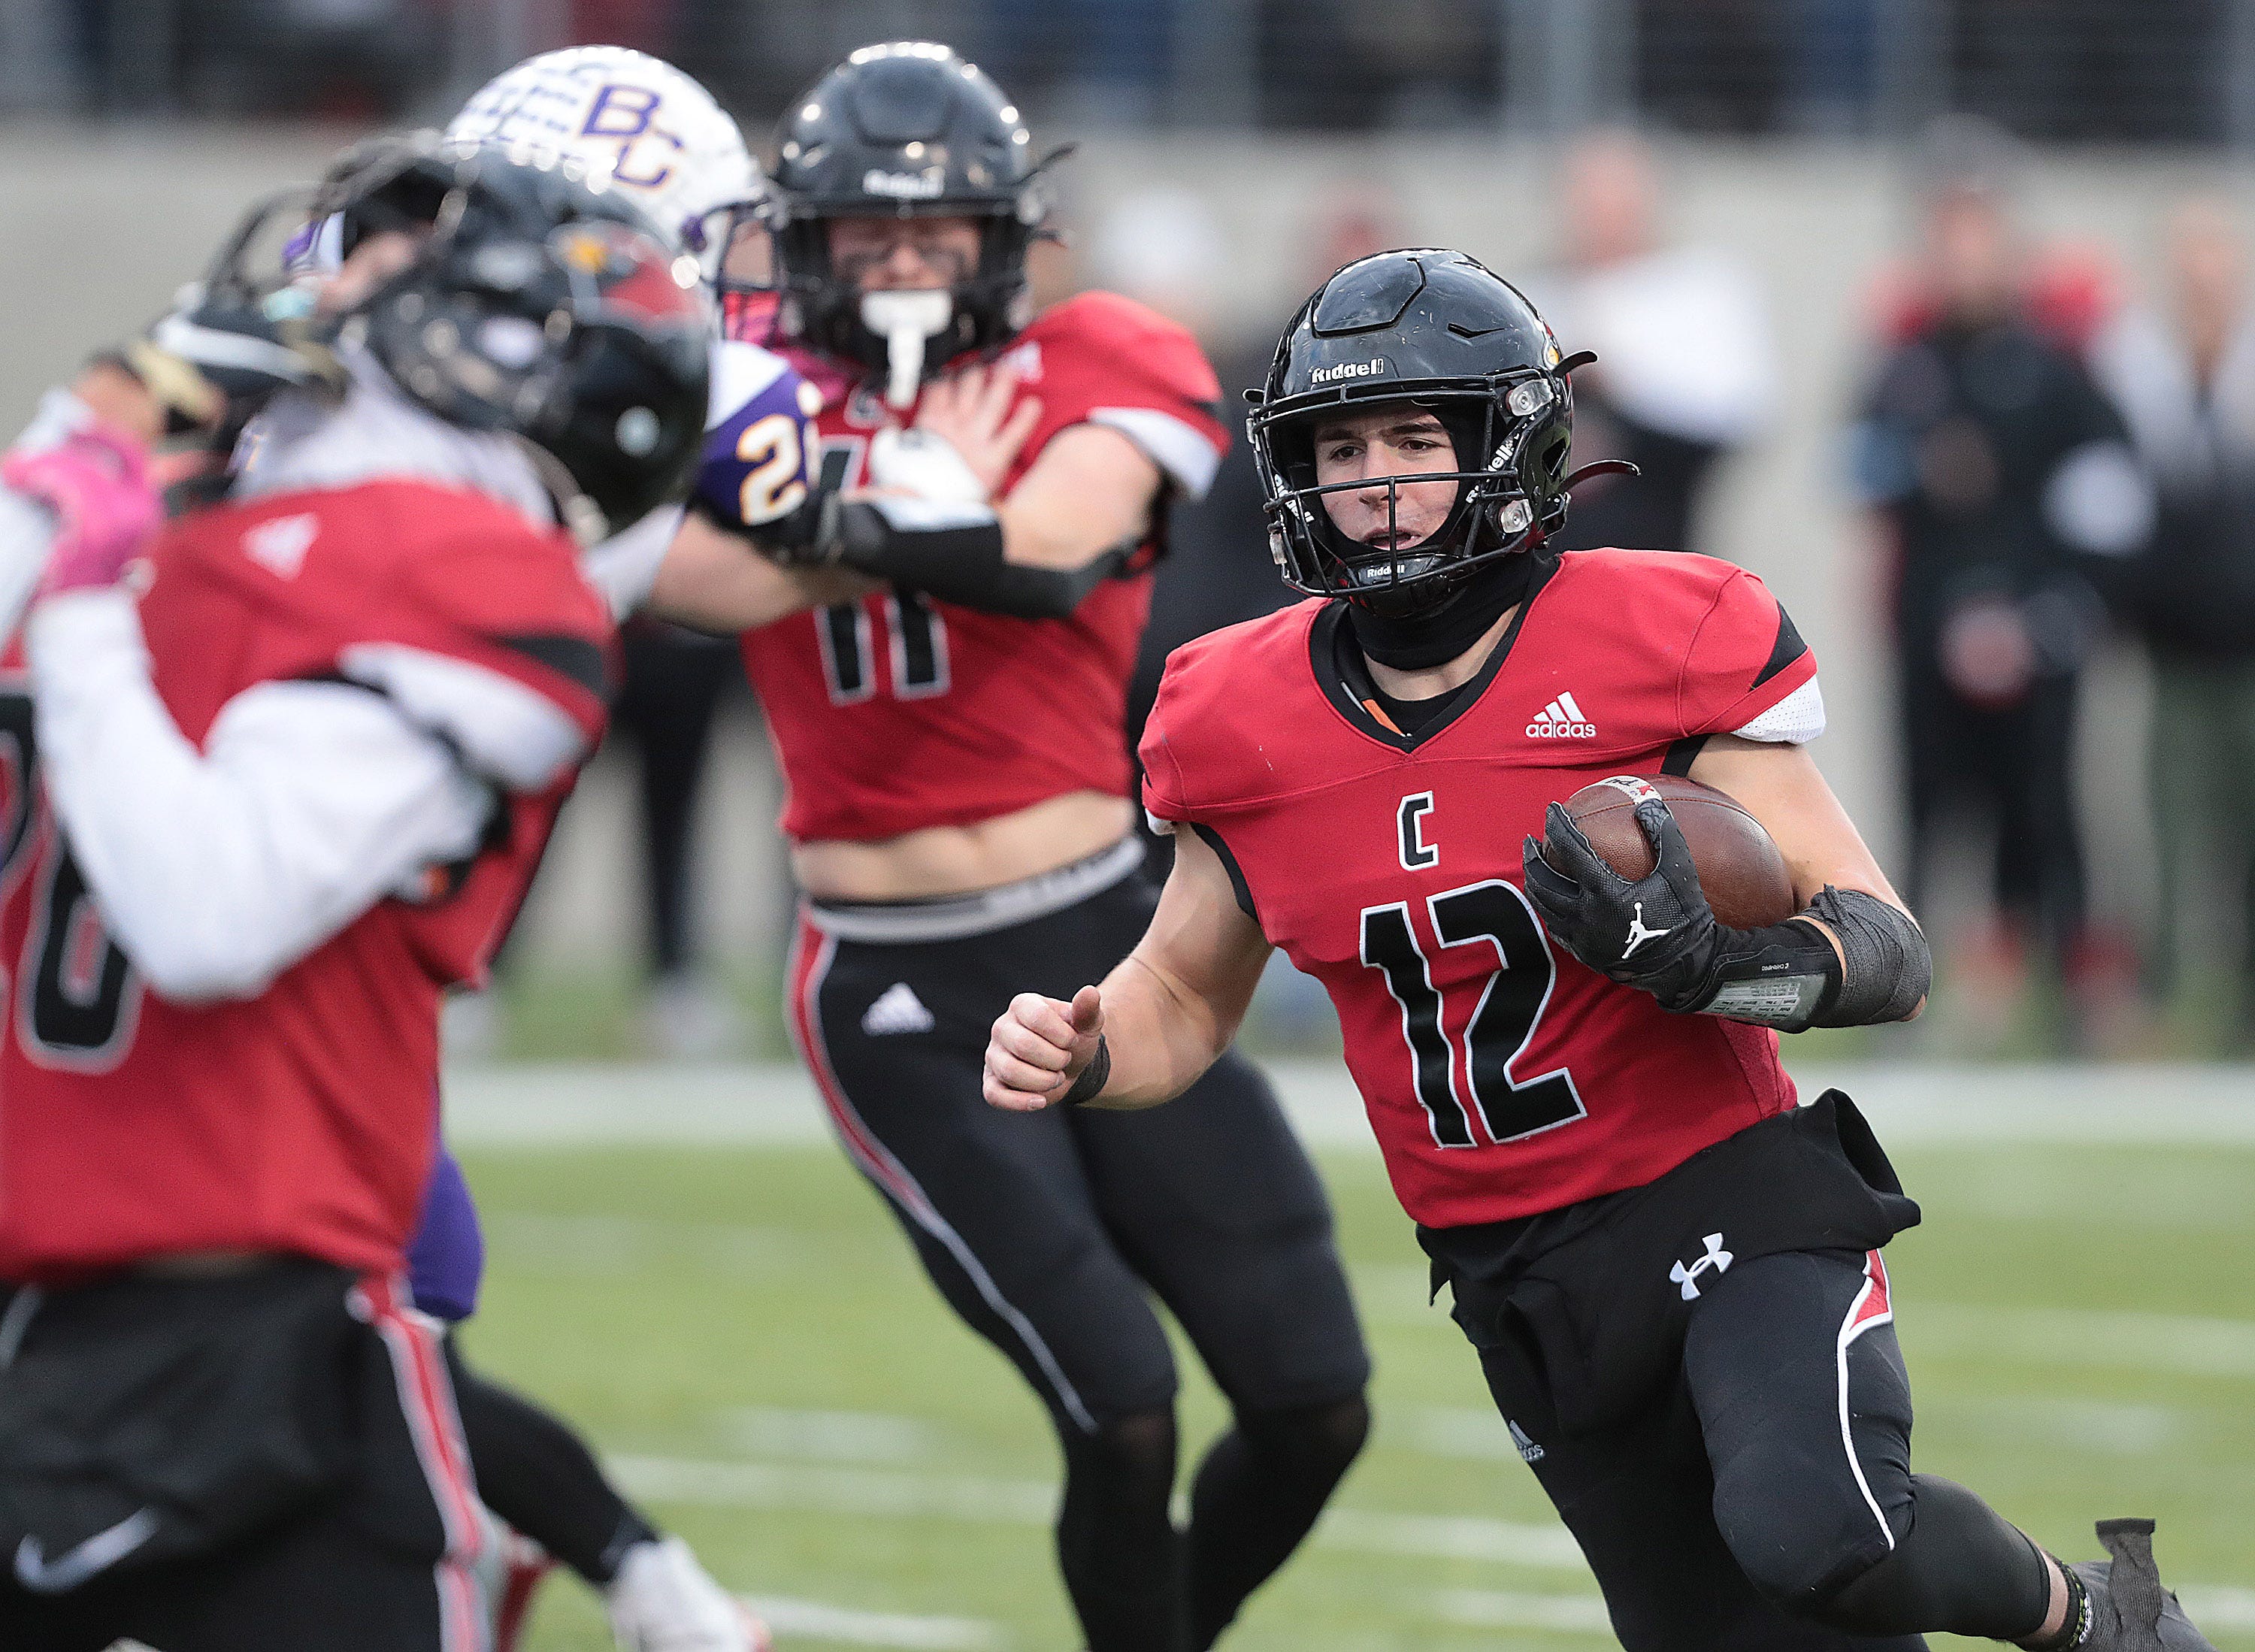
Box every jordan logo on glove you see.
[1622,900,1675,958]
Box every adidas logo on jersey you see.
[861,982,936,1036]
[1526,692,1597,739]
[1506,1419,1545,1463]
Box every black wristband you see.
[1058,1035,1112,1106]
[832,498,1123,619]
[1685,917,1842,1032]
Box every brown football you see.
[1558,774,1796,929]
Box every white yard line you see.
[742,1595,1003,1650]
[1428,1589,1613,1632]
[441,1061,2255,1149]
[2181,1587,2255,1632]
[611,1456,1586,1569]
[1908,1303,2255,1379]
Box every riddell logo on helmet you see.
[863,168,945,200]
[1311,359,1387,384]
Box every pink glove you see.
[1,425,162,598]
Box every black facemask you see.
[1345,549,1544,672]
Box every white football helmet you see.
[447,46,760,281]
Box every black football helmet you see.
[764,41,1058,398]
[1249,248,1618,616]
[303,135,713,534]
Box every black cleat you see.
[2066,1520,2217,1650]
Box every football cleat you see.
[606,1536,770,1652]
[2063,1520,2217,1650]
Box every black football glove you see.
[1521,796,1840,1030]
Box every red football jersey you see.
[745,291,1227,843]
[1142,549,1820,1230]
[0,481,611,1282]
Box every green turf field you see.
[456,1107,2254,1651]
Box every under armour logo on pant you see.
[1669,1232,1734,1300]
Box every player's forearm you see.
[649,513,861,634]
[994,493,1143,576]
[1076,953,1246,1110]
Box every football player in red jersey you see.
[0,139,708,1652]
[987,251,2215,1652]
[647,42,1372,1652]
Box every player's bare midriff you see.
[792,789,1137,902]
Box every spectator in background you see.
[1850,123,2153,1040]
[2090,199,2255,1049]
[1521,130,1777,557]
[610,625,749,1059]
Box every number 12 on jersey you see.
[1360,879,1586,1149]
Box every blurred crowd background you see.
[5,0,2255,1063]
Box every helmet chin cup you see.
[861,289,955,408]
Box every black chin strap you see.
[1345,552,1544,672]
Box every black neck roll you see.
[1345,551,1542,672]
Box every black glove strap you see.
[1688,918,1842,1032]
[1804,887,1930,1027]
[1058,1035,1112,1106]
[832,498,1122,620]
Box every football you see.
[1559,774,1797,929]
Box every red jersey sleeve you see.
[1675,565,1821,743]
[1007,291,1229,499]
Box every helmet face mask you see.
[765,41,1052,401]
[1249,250,1581,616]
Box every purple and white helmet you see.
[446,46,759,283]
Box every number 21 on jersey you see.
[1361,792,1585,1150]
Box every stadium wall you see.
[7,125,2244,964]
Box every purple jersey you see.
[407,1145,485,1323]
[693,339,822,535]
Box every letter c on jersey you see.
[1397,791,1438,870]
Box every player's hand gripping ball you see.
[985,984,1105,1112]
[1522,776,1793,1011]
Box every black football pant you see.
[1480,1248,2053,1650]
[789,852,1373,1652]
[0,1272,483,1652]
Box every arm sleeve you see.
[1677,568,1824,743]
[692,345,821,536]
[27,589,495,1003]
[580,502,686,621]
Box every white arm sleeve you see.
[27,590,495,1004]
[581,501,686,621]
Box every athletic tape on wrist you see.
[1806,886,1929,1027]
[1059,1034,1112,1107]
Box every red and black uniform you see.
[1143,549,1946,1650]
[747,289,1370,1652]
[751,292,1224,841]
[0,479,611,1652]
